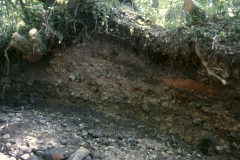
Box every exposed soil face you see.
[1,33,240,159]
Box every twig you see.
[36,7,45,20]
[46,0,57,25]
[42,23,63,43]
[37,26,44,36]
[89,142,98,151]
[45,0,57,35]
[1,45,10,99]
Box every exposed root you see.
[1,45,10,99]
[83,19,97,39]
[195,44,227,85]
[42,23,63,44]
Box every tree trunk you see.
[184,0,206,22]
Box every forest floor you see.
[0,34,240,159]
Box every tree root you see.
[195,44,227,85]
[1,45,10,99]
[42,23,63,44]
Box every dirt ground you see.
[1,98,235,160]
[1,33,240,159]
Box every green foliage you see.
[120,0,239,29]
[195,0,239,19]
[0,0,239,58]
[0,0,45,55]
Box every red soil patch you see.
[159,78,215,94]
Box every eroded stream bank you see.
[1,34,240,159]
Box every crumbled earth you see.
[1,34,240,159]
[0,100,235,160]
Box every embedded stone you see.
[142,104,151,113]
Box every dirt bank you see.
[1,33,240,158]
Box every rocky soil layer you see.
[1,34,240,158]
[0,100,234,160]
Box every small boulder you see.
[68,147,90,160]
